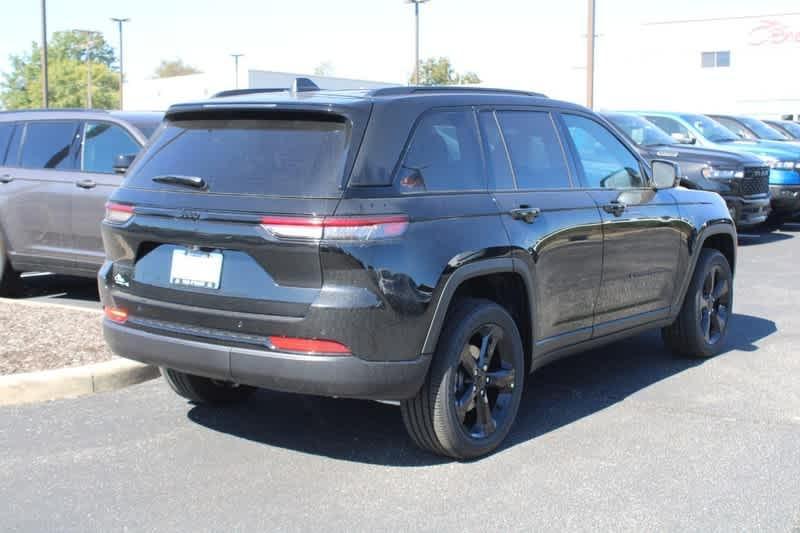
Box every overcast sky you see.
[2,0,799,97]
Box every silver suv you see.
[0,109,162,294]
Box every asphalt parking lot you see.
[2,224,800,532]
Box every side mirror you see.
[113,153,137,175]
[670,132,696,145]
[651,159,681,190]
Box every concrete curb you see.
[0,359,159,407]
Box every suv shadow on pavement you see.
[186,313,776,465]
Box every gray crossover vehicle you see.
[0,109,163,294]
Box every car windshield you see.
[604,114,676,146]
[738,117,790,141]
[681,114,740,143]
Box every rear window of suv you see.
[126,116,350,198]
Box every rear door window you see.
[496,111,572,189]
[478,111,515,190]
[397,110,484,192]
[127,116,351,198]
[81,122,141,174]
[19,121,80,170]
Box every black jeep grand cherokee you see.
[101,83,736,459]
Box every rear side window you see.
[0,124,14,165]
[563,114,644,189]
[82,122,140,174]
[397,110,483,192]
[496,111,571,190]
[20,121,79,170]
[127,117,350,197]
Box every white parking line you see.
[737,233,761,238]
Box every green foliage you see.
[413,57,482,86]
[0,31,120,110]
[152,59,202,79]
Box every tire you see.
[0,235,23,297]
[662,249,733,358]
[161,367,256,405]
[401,298,525,460]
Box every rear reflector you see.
[260,215,408,241]
[104,306,129,324]
[104,202,134,224]
[268,336,351,355]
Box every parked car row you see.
[608,111,800,225]
[0,83,791,459]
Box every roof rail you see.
[0,107,110,114]
[212,77,322,99]
[212,88,287,98]
[368,86,547,98]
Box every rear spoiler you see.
[212,78,320,98]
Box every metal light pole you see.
[40,0,48,108]
[75,30,95,108]
[111,18,130,110]
[406,0,430,85]
[586,0,596,109]
[230,54,244,88]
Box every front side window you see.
[398,110,483,192]
[82,122,141,174]
[712,117,753,140]
[645,115,690,138]
[563,114,645,189]
[496,111,571,189]
[681,114,739,143]
[19,121,80,170]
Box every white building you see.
[595,12,800,117]
[123,69,395,111]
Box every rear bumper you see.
[724,195,770,227]
[103,319,431,401]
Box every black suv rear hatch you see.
[105,101,371,318]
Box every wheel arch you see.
[673,222,737,316]
[421,258,536,371]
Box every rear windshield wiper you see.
[151,175,207,190]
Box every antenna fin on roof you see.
[292,77,320,94]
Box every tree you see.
[413,57,481,86]
[0,31,119,110]
[313,61,334,77]
[153,59,202,79]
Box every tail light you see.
[268,336,351,355]
[260,215,408,241]
[104,202,134,224]
[104,306,129,324]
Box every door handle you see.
[75,178,97,189]
[509,206,541,224]
[0,174,13,184]
[602,201,626,217]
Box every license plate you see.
[170,249,223,290]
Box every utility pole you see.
[111,18,130,110]
[586,0,596,109]
[40,0,49,108]
[406,0,430,85]
[230,53,244,88]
